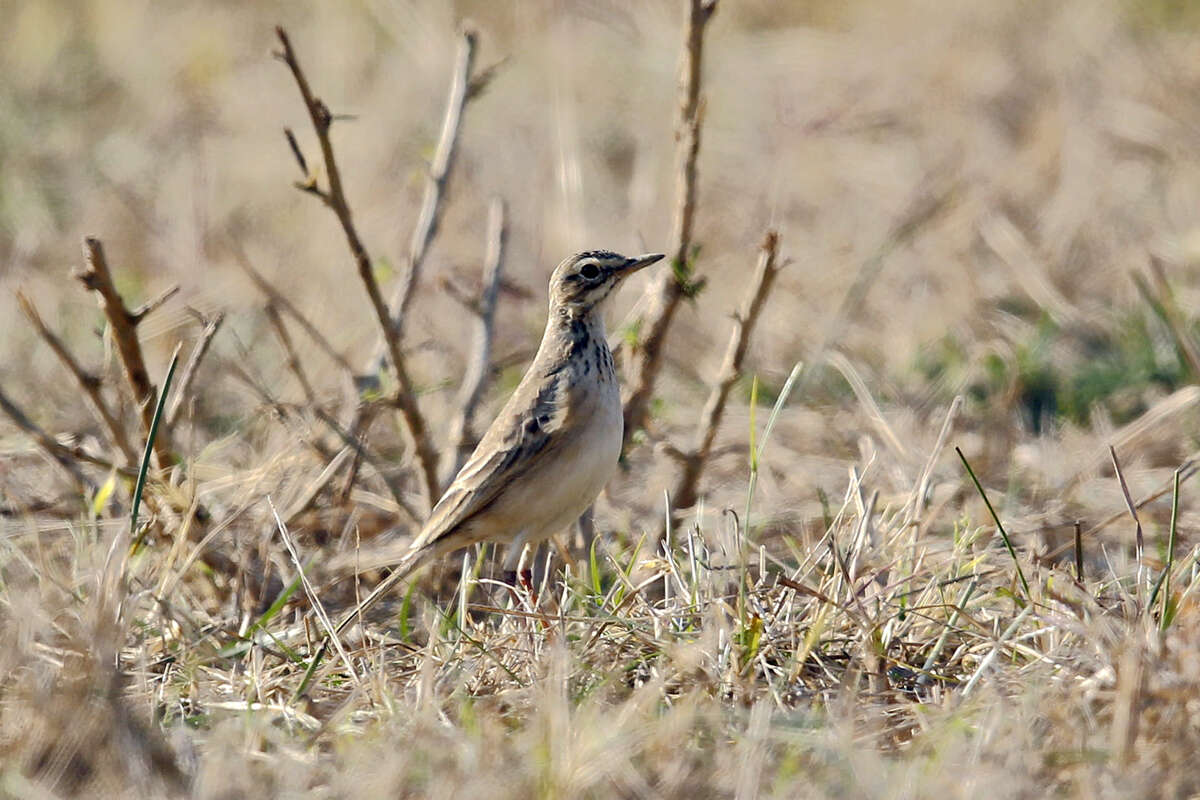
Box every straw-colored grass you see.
[3,1,1200,797]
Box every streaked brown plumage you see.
[336,250,664,634]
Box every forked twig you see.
[73,237,174,467]
[622,0,718,449]
[444,196,507,483]
[670,230,782,511]
[275,26,440,503]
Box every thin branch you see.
[264,302,316,406]
[671,230,782,511]
[379,26,478,356]
[16,290,137,464]
[312,406,420,524]
[73,237,173,466]
[1107,445,1144,563]
[444,196,507,484]
[0,387,97,491]
[228,243,355,379]
[129,284,181,325]
[275,25,440,504]
[622,0,718,449]
[165,309,224,428]
[440,276,482,314]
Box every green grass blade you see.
[956,446,1030,601]
[1154,467,1182,630]
[130,347,180,546]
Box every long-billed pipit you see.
[336,250,664,633]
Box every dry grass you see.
[4,0,1200,797]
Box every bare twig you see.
[275,26,440,503]
[16,290,137,465]
[73,237,173,467]
[671,230,781,511]
[264,302,316,406]
[0,387,97,491]
[622,0,718,448]
[1108,445,1144,566]
[443,196,507,483]
[129,284,181,325]
[165,309,224,428]
[228,243,355,379]
[312,407,420,524]
[378,26,478,357]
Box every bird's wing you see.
[409,368,569,554]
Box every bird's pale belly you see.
[486,376,622,546]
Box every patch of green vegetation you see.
[915,308,1190,432]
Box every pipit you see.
[336,249,664,633]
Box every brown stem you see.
[672,230,781,510]
[73,237,173,467]
[275,26,440,504]
[165,310,224,428]
[0,387,98,491]
[443,197,507,485]
[16,290,138,465]
[379,26,478,356]
[264,302,316,406]
[622,0,718,448]
[227,242,356,379]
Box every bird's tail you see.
[333,548,426,636]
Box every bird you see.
[335,249,665,635]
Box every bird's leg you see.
[515,542,537,607]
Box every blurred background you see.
[3,0,1200,547]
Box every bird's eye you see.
[579,263,601,280]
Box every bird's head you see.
[548,250,665,316]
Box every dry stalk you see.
[264,302,316,406]
[443,196,507,484]
[380,26,478,351]
[622,0,718,449]
[165,309,224,428]
[669,230,781,511]
[1108,445,1144,566]
[73,237,174,467]
[228,243,355,379]
[0,387,97,491]
[312,406,420,523]
[275,26,440,504]
[16,290,137,465]
[342,25,479,501]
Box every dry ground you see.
[3,0,1200,797]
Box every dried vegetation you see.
[3,0,1200,797]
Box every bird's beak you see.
[620,253,665,275]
